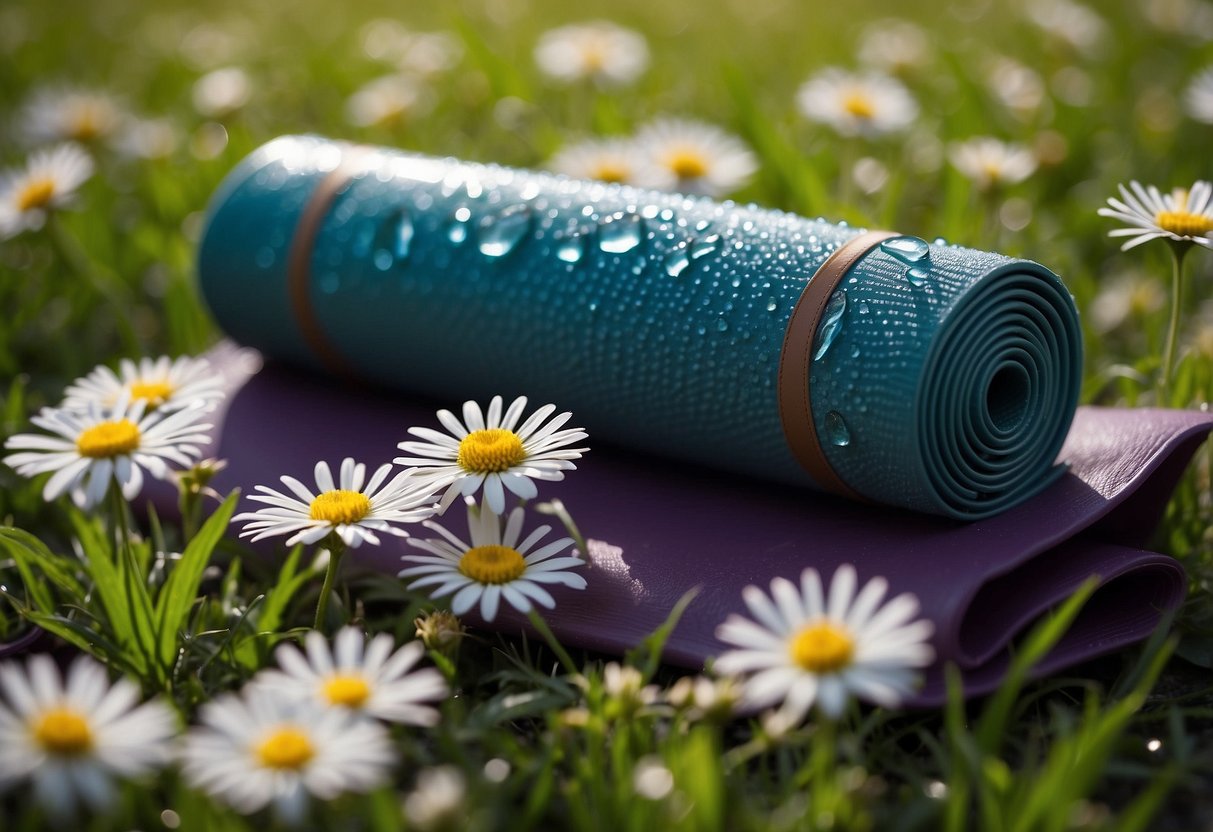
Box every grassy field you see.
[2,0,1213,828]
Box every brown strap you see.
[777,230,899,499]
[286,154,367,375]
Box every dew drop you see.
[254,246,276,269]
[664,246,691,277]
[850,344,861,358]
[478,204,532,258]
[766,297,779,312]
[447,205,472,243]
[689,234,719,260]
[907,267,930,287]
[858,302,871,315]
[556,233,584,263]
[598,212,644,254]
[393,212,414,259]
[694,219,712,232]
[880,235,930,264]
[359,207,414,270]
[716,318,729,332]
[824,411,851,447]
[812,290,847,361]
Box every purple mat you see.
[167,347,1212,706]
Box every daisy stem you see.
[313,537,347,632]
[809,715,838,791]
[1159,243,1188,405]
[535,498,589,562]
[526,608,578,676]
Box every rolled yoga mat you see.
[153,350,1211,706]
[197,135,1084,520]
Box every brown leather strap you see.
[777,230,899,498]
[287,155,367,375]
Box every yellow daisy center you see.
[591,162,630,183]
[309,490,371,524]
[459,544,527,584]
[323,674,371,708]
[69,108,104,142]
[789,621,855,674]
[456,428,526,473]
[32,707,94,755]
[842,92,876,120]
[581,40,607,72]
[129,379,174,407]
[667,149,709,180]
[16,177,57,212]
[256,727,315,770]
[76,419,141,458]
[1154,210,1213,238]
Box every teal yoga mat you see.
[197,135,1082,520]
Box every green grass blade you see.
[1112,765,1180,832]
[233,544,310,668]
[625,586,699,680]
[0,528,83,608]
[1009,636,1175,832]
[975,577,1098,755]
[154,490,239,669]
[68,508,154,675]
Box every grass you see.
[3,0,1213,828]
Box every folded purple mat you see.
[176,348,1211,706]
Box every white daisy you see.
[533,21,649,87]
[547,136,644,185]
[233,457,436,548]
[394,395,589,516]
[632,118,758,197]
[0,143,94,240]
[984,57,1046,117]
[345,74,432,129]
[714,564,934,722]
[1098,180,1213,250]
[795,68,918,138]
[3,395,211,509]
[180,687,393,822]
[1144,0,1213,39]
[1024,0,1107,56]
[114,116,181,160]
[191,66,253,118]
[399,500,587,623]
[255,626,447,725]
[1089,271,1166,333]
[0,654,177,816]
[1184,67,1213,124]
[62,354,225,415]
[21,87,125,145]
[947,137,1037,190]
[599,662,660,713]
[403,766,467,830]
[665,674,741,722]
[396,32,464,77]
[856,19,931,74]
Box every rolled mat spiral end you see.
[810,240,1083,519]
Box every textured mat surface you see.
[198,136,1082,519]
